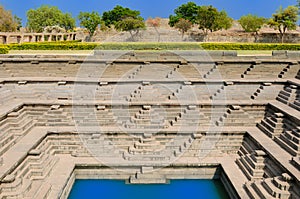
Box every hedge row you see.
[201,43,300,50]
[0,46,9,54]
[7,42,97,50]
[1,42,300,53]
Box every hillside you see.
[78,19,300,43]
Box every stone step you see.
[244,182,261,199]
[129,173,167,184]
[262,178,290,198]
[274,136,299,156]
[252,181,271,199]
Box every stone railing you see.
[0,32,77,44]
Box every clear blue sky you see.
[0,0,297,26]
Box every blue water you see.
[68,179,230,199]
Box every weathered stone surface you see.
[0,51,299,199]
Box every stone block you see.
[290,85,298,89]
[223,51,237,57]
[2,174,15,183]
[272,50,287,57]
[96,105,106,110]
[28,149,41,156]
[143,105,151,110]
[254,150,266,156]
[263,82,272,86]
[99,81,108,85]
[282,173,292,181]
[31,60,39,64]
[50,105,60,110]
[68,60,77,64]
[58,81,67,85]
[255,60,262,65]
[141,166,154,174]
[287,51,300,58]
[274,113,284,118]
[18,81,27,85]
[230,105,240,110]
[188,105,197,110]
[225,81,234,86]
[142,81,150,85]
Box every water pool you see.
[68,179,230,199]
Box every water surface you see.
[68,179,230,199]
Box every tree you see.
[78,11,101,39]
[297,0,300,23]
[146,17,161,41]
[27,5,75,32]
[238,14,266,42]
[268,6,298,43]
[102,5,143,27]
[169,2,199,27]
[197,5,233,37]
[0,5,20,32]
[61,13,76,32]
[174,18,192,39]
[115,17,145,41]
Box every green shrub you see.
[0,46,9,54]
[8,42,97,50]
[201,43,300,50]
[3,42,300,51]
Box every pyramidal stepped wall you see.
[0,50,299,198]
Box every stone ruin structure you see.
[0,32,77,44]
[0,50,299,198]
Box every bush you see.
[3,42,300,51]
[0,46,9,54]
[8,42,96,50]
[201,43,300,50]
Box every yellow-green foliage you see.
[2,42,300,52]
[0,46,9,54]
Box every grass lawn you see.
[237,50,272,56]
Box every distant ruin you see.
[0,32,77,44]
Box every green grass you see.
[237,50,272,56]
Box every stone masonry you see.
[0,50,299,198]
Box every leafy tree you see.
[174,18,192,39]
[268,6,298,43]
[78,11,101,39]
[197,6,233,37]
[99,21,108,32]
[102,5,143,27]
[169,2,199,27]
[61,13,76,32]
[146,17,161,41]
[238,14,266,42]
[27,5,75,32]
[0,5,20,32]
[13,15,22,31]
[115,17,145,41]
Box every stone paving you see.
[0,51,299,199]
